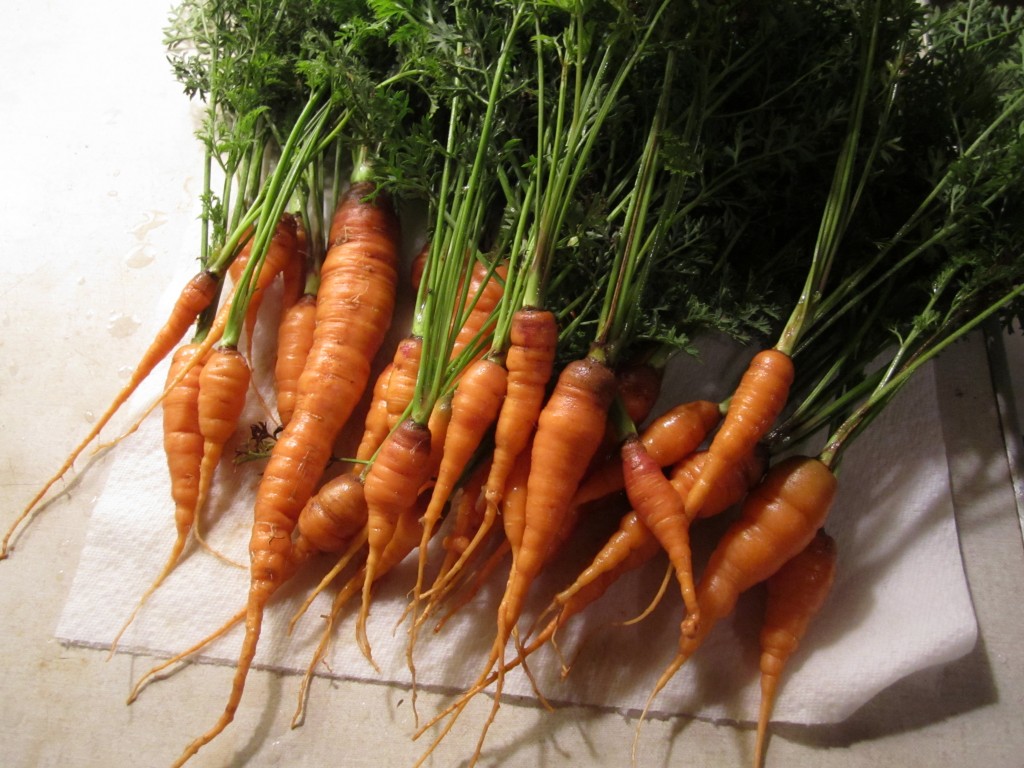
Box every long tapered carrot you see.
[170,180,400,766]
[358,417,433,666]
[413,356,507,612]
[108,342,206,653]
[685,349,794,517]
[2,269,220,558]
[755,528,837,768]
[634,455,837,759]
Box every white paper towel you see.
[54,267,978,728]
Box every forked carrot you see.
[2,269,220,558]
[685,349,794,518]
[169,178,400,767]
[754,529,837,768]
[620,435,700,633]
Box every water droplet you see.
[83,410,95,423]
[131,210,168,241]
[107,313,141,339]
[126,244,156,269]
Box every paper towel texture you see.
[55,268,977,727]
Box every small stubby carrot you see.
[636,455,838,756]
[616,360,665,425]
[573,399,722,510]
[621,435,701,633]
[170,180,400,767]
[274,293,317,427]
[293,472,369,559]
[482,307,558,509]
[108,342,206,652]
[3,269,220,558]
[358,417,433,665]
[755,529,838,768]
[685,348,794,518]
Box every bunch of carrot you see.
[5,1,1024,767]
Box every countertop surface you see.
[2,3,1023,767]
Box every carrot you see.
[293,472,369,558]
[449,260,507,364]
[191,345,251,551]
[108,342,206,653]
[358,417,433,666]
[616,360,664,425]
[170,179,400,766]
[2,269,220,558]
[482,308,558,509]
[352,362,394,464]
[274,293,317,427]
[635,455,837,758]
[227,215,300,361]
[573,399,722,510]
[755,529,837,768]
[409,240,429,293]
[685,348,794,518]
[412,356,507,615]
[294,492,428,725]
[385,335,424,429]
[620,435,701,633]
[472,356,617,737]
[541,445,768,646]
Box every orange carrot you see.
[108,342,205,652]
[409,240,430,293]
[386,335,424,429]
[755,529,837,768]
[450,260,507,364]
[192,345,251,547]
[358,417,433,666]
[3,269,220,558]
[685,349,794,517]
[621,435,701,632]
[485,356,617,713]
[170,180,400,766]
[616,360,664,425]
[482,307,558,509]
[413,356,507,608]
[352,362,394,464]
[274,293,317,427]
[636,455,837,756]
[574,399,722,510]
[293,472,369,558]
